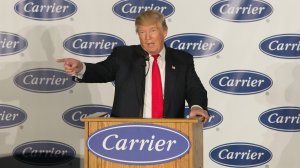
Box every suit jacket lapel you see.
[164,47,178,114]
[133,46,147,114]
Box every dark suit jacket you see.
[76,45,207,118]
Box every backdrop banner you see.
[0,0,299,167]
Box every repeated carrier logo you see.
[260,34,300,59]
[13,140,76,165]
[210,70,272,95]
[165,33,224,58]
[113,0,175,21]
[64,32,126,57]
[88,123,190,165]
[14,68,75,93]
[210,142,272,167]
[63,104,112,129]
[14,0,77,21]
[0,32,28,56]
[0,104,27,129]
[259,107,300,132]
[210,0,273,22]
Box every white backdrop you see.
[1,0,300,168]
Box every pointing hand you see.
[57,58,83,75]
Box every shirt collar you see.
[149,46,166,60]
[160,46,166,60]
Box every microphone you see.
[135,46,149,118]
[144,54,150,76]
[145,55,150,61]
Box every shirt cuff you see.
[191,105,203,110]
[73,63,86,79]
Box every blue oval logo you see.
[14,68,75,93]
[13,140,76,165]
[211,0,273,22]
[0,104,27,129]
[63,104,112,129]
[113,0,175,21]
[259,107,300,132]
[14,0,77,21]
[259,34,300,59]
[88,123,190,165]
[210,142,272,167]
[165,33,224,58]
[0,32,28,56]
[210,70,272,95]
[184,107,223,129]
[64,32,126,57]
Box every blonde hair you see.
[135,10,168,32]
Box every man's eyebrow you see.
[150,26,158,29]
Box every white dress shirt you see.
[143,47,166,118]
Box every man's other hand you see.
[189,106,209,122]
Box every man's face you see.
[137,22,167,55]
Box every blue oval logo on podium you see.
[0,32,28,56]
[210,0,273,22]
[13,140,76,165]
[113,0,175,21]
[260,34,300,59]
[64,32,126,57]
[210,70,272,95]
[259,107,300,132]
[14,0,77,21]
[88,124,190,165]
[0,104,27,128]
[165,33,224,58]
[210,142,272,167]
[63,104,112,129]
[14,68,75,93]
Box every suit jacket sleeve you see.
[77,47,121,83]
[185,52,208,111]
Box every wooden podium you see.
[81,118,203,168]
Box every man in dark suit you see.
[57,10,209,121]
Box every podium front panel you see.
[82,118,203,168]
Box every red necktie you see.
[151,54,163,118]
